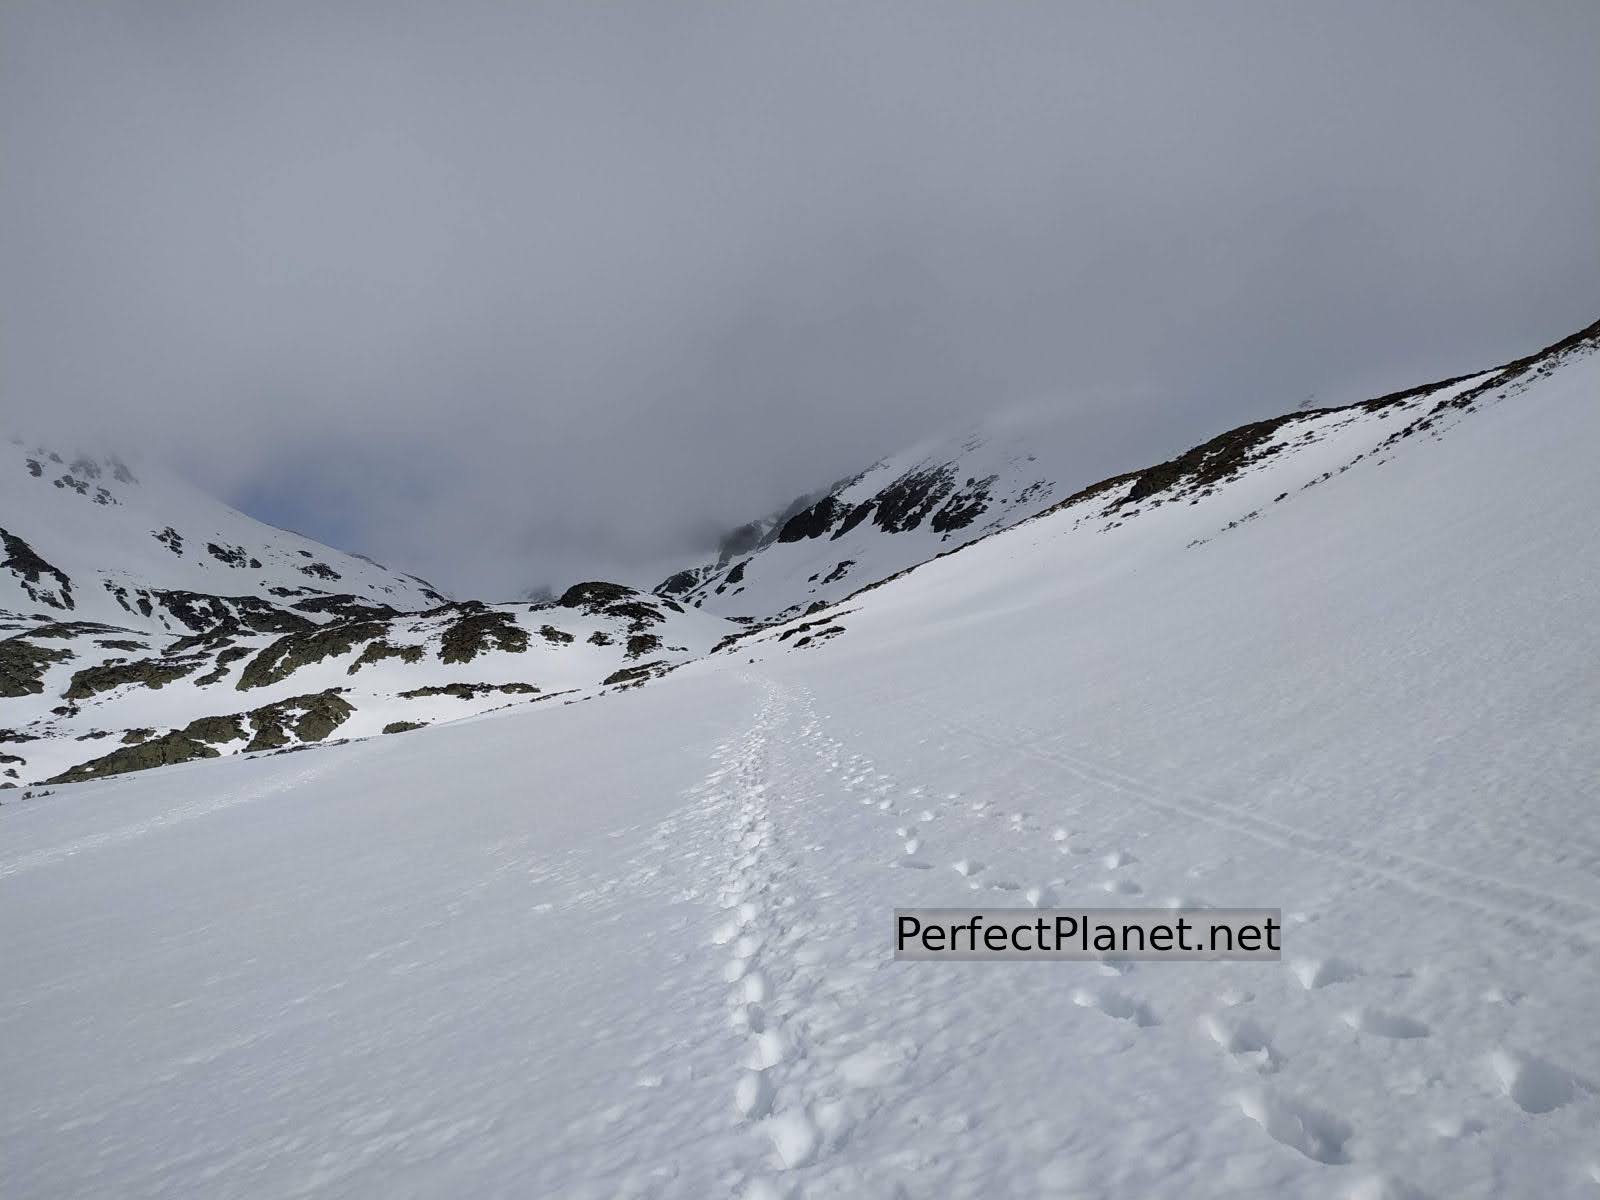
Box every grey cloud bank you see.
[3,1,1596,596]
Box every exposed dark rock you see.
[602,602,663,630]
[155,591,313,635]
[777,495,842,542]
[625,633,662,659]
[49,729,222,783]
[243,690,355,751]
[602,661,671,688]
[930,474,998,533]
[0,637,71,696]
[65,655,205,700]
[439,608,530,664]
[347,639,425,674]
[655,568,702,597]
[539,624,575,644]
[398,682,539,700]
[559,581,636,610]
[293,595,401,621]
[193,645,253,687]
[206,542,251,568]
[383,720,427,734]
[238,620,390,690]
[1,528,73,610]
[24,621,119,640]
[820,560,855,586]
[870,465,958,533]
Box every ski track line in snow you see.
[0,752,357,880]
[905,702,1600,956]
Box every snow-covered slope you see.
[4,317,1599,1198]
[655,422,1088,621]
[0,437,448,633]
[2,583,732,787]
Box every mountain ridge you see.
[3,312,1594,789]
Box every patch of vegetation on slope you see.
[237,620,391,690]
[348,640,425,674]
[65,655,207,700]
[438,606,530,664]
[1,636,71,697]
[398,682,539,700]
[48,690,356,783]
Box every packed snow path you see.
[5,668,1598,1198]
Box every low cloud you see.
[4,1,1596,596]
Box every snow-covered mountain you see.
[4,315,1599,1198]
[0,437,449,633]
[655,423,1082,621]
[0,441,735,786]
[662,319,1593,627]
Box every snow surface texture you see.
[5,323,1600,1197]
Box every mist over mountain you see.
[5,2,1597,595]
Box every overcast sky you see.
[4,2,1597,597]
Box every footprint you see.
[741,971,771,1004]
[1342,1007,1429,1039]
[1071,987,1157,1026]
[745,1027,788,1070]
[1235,1088,1351,1164]
[1100,878,1142,896]
[897,858,934,870]
[1025,885,1056,908]
[766,1107,821,1168]
[1102,850,1137,870]
[952,859,985,878]
[1290,957,1360,990]
[734,934,765,960]
[1488,1048,1580,1114]
[731,1003,767,1033]
[735,1069,775,1119]
[1202,1012,1277,1071]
